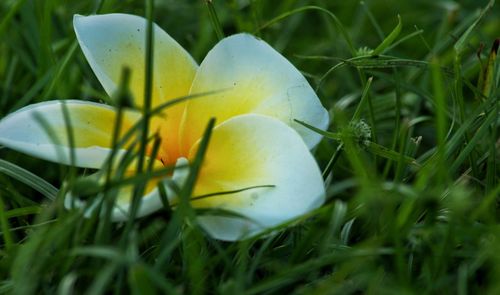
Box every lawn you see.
[0,0,499,294]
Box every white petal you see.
[74,13,199,161]
[182,33,329,153]
[0,100,140,168]
[73,13,197,109]
[188,114,325,241]
[65,157,187,221]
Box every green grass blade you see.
[255,5,356,56]
[454,0,495,56]
[371,15,402,56]
[0,196,14,251]
[0,159,58,201]
[431,59,449,184]
[205,0,225,40]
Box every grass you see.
[0,0,499,294]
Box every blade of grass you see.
[41,41,79,100]
[4,206,41,219]
[125,0,155,229]
[352,76,374,120]
[0,159,58,201]
[205,0,225,40]
[360,1,384,40]
[322,143,344,179]
[449,107,498,175]
[0,195,14,251]
[371,15,402,56]
[178,118,216,217]
[153,119,215,272]
[454,0,495,56]
[366,142,419,167]
[431,59,449,184]
[255,6,356,57]
[383,68,403,178]
[189,185,275,202]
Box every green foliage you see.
[0,0,499,294]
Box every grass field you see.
[0,0,499,294]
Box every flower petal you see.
[113,179,163,220]
[74,13,198,161]
[65,176,163,221]
[65,157,186,221]
[187,114,325,241]
[74,13,197,109]
[0,100,141,168]
[181,33,329,153]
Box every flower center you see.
[148,114,188,168]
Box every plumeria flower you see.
[0,14,329,241]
